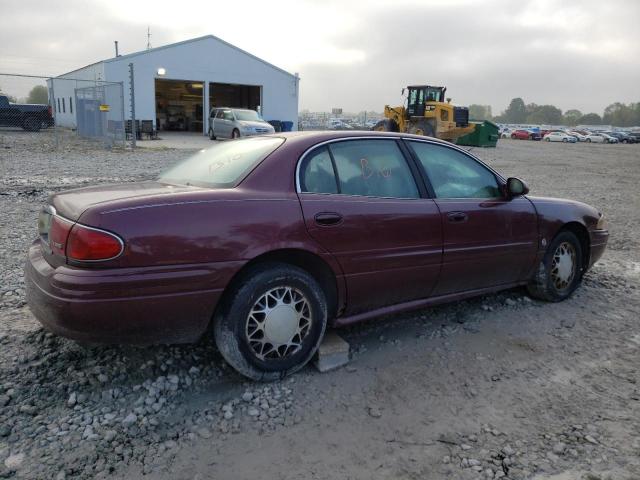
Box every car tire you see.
[208,128,216,140]
[563,138,568,143]
[511,134,517,139]
[231,129,240,139]
[23,116,41,132]
[373,119,399,132]
[213,262,328,381]
[545,137,551,142]
[586,138,591,143]
[527,230,583,302]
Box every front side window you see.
[159,137,284,188]
[223,110,234,121]
[408,141,501,199]
[328,140,419,198]
[215,109,224,119]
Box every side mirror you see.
[506,177,529,197]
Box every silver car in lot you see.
[208,108,274,140]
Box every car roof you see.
[263,130,469,154]
[214,107,254,111]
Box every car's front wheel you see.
[214,263,327,381]
[232,129,240,139]
[527,230,583,302]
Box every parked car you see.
[585,133,607,143]
[511,129,541,140]
[567,131,588,142]
[543,132,577,143]
[605,132,635,144]
[0,95,54,131]
[500,128,513,138]
[208,108,275,139]
[626,132,640,143]
[600,133,619,144]
[25,131,609,380]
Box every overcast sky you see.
[1,0,638,114]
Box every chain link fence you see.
[0,73,125,150]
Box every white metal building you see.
[50,35,300,133]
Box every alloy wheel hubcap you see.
[551,242,576,290]
[246,287,312,360]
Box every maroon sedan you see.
[25,132,608,380]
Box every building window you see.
[62,98,66,113]
[69,97,73,114]
[57,98,60,112]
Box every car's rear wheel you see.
[586,138,591,143]
[527,230,583,302]
[545,137,551,142]
[511,134,517,139]
[208,128,216,140]
[563,138,568,143]
[232,129,240,139]
[23,116,41,132]
[213,263,327,381]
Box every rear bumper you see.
[24,241,236,345]
[588,229,608,268]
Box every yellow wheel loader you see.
[374,85,476,142]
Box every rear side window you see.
[300,147,338,194]
[408,141,500,199]
[329,140,419,198]
[159,137,284,188]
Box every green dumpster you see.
[455,120,499,147]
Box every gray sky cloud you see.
[1,0,638,114]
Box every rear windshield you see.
[159,137,284,188]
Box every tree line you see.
[468,98,640,127]
[0,84,49,105]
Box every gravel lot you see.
[1,130,639,479]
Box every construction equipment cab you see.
[374,85,474,142]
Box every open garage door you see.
[155,79,204,132]
[209,83,261,112]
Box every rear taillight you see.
[66,224,124,261]
[49,216,73,256]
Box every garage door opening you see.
[209,83,261,114]
[155,79,204,132]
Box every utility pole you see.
[146,27,152,50]
[129,63,136,148]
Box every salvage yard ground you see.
[0,131,639,479]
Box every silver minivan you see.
[208,108,275,140]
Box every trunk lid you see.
[50,181,200,221]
